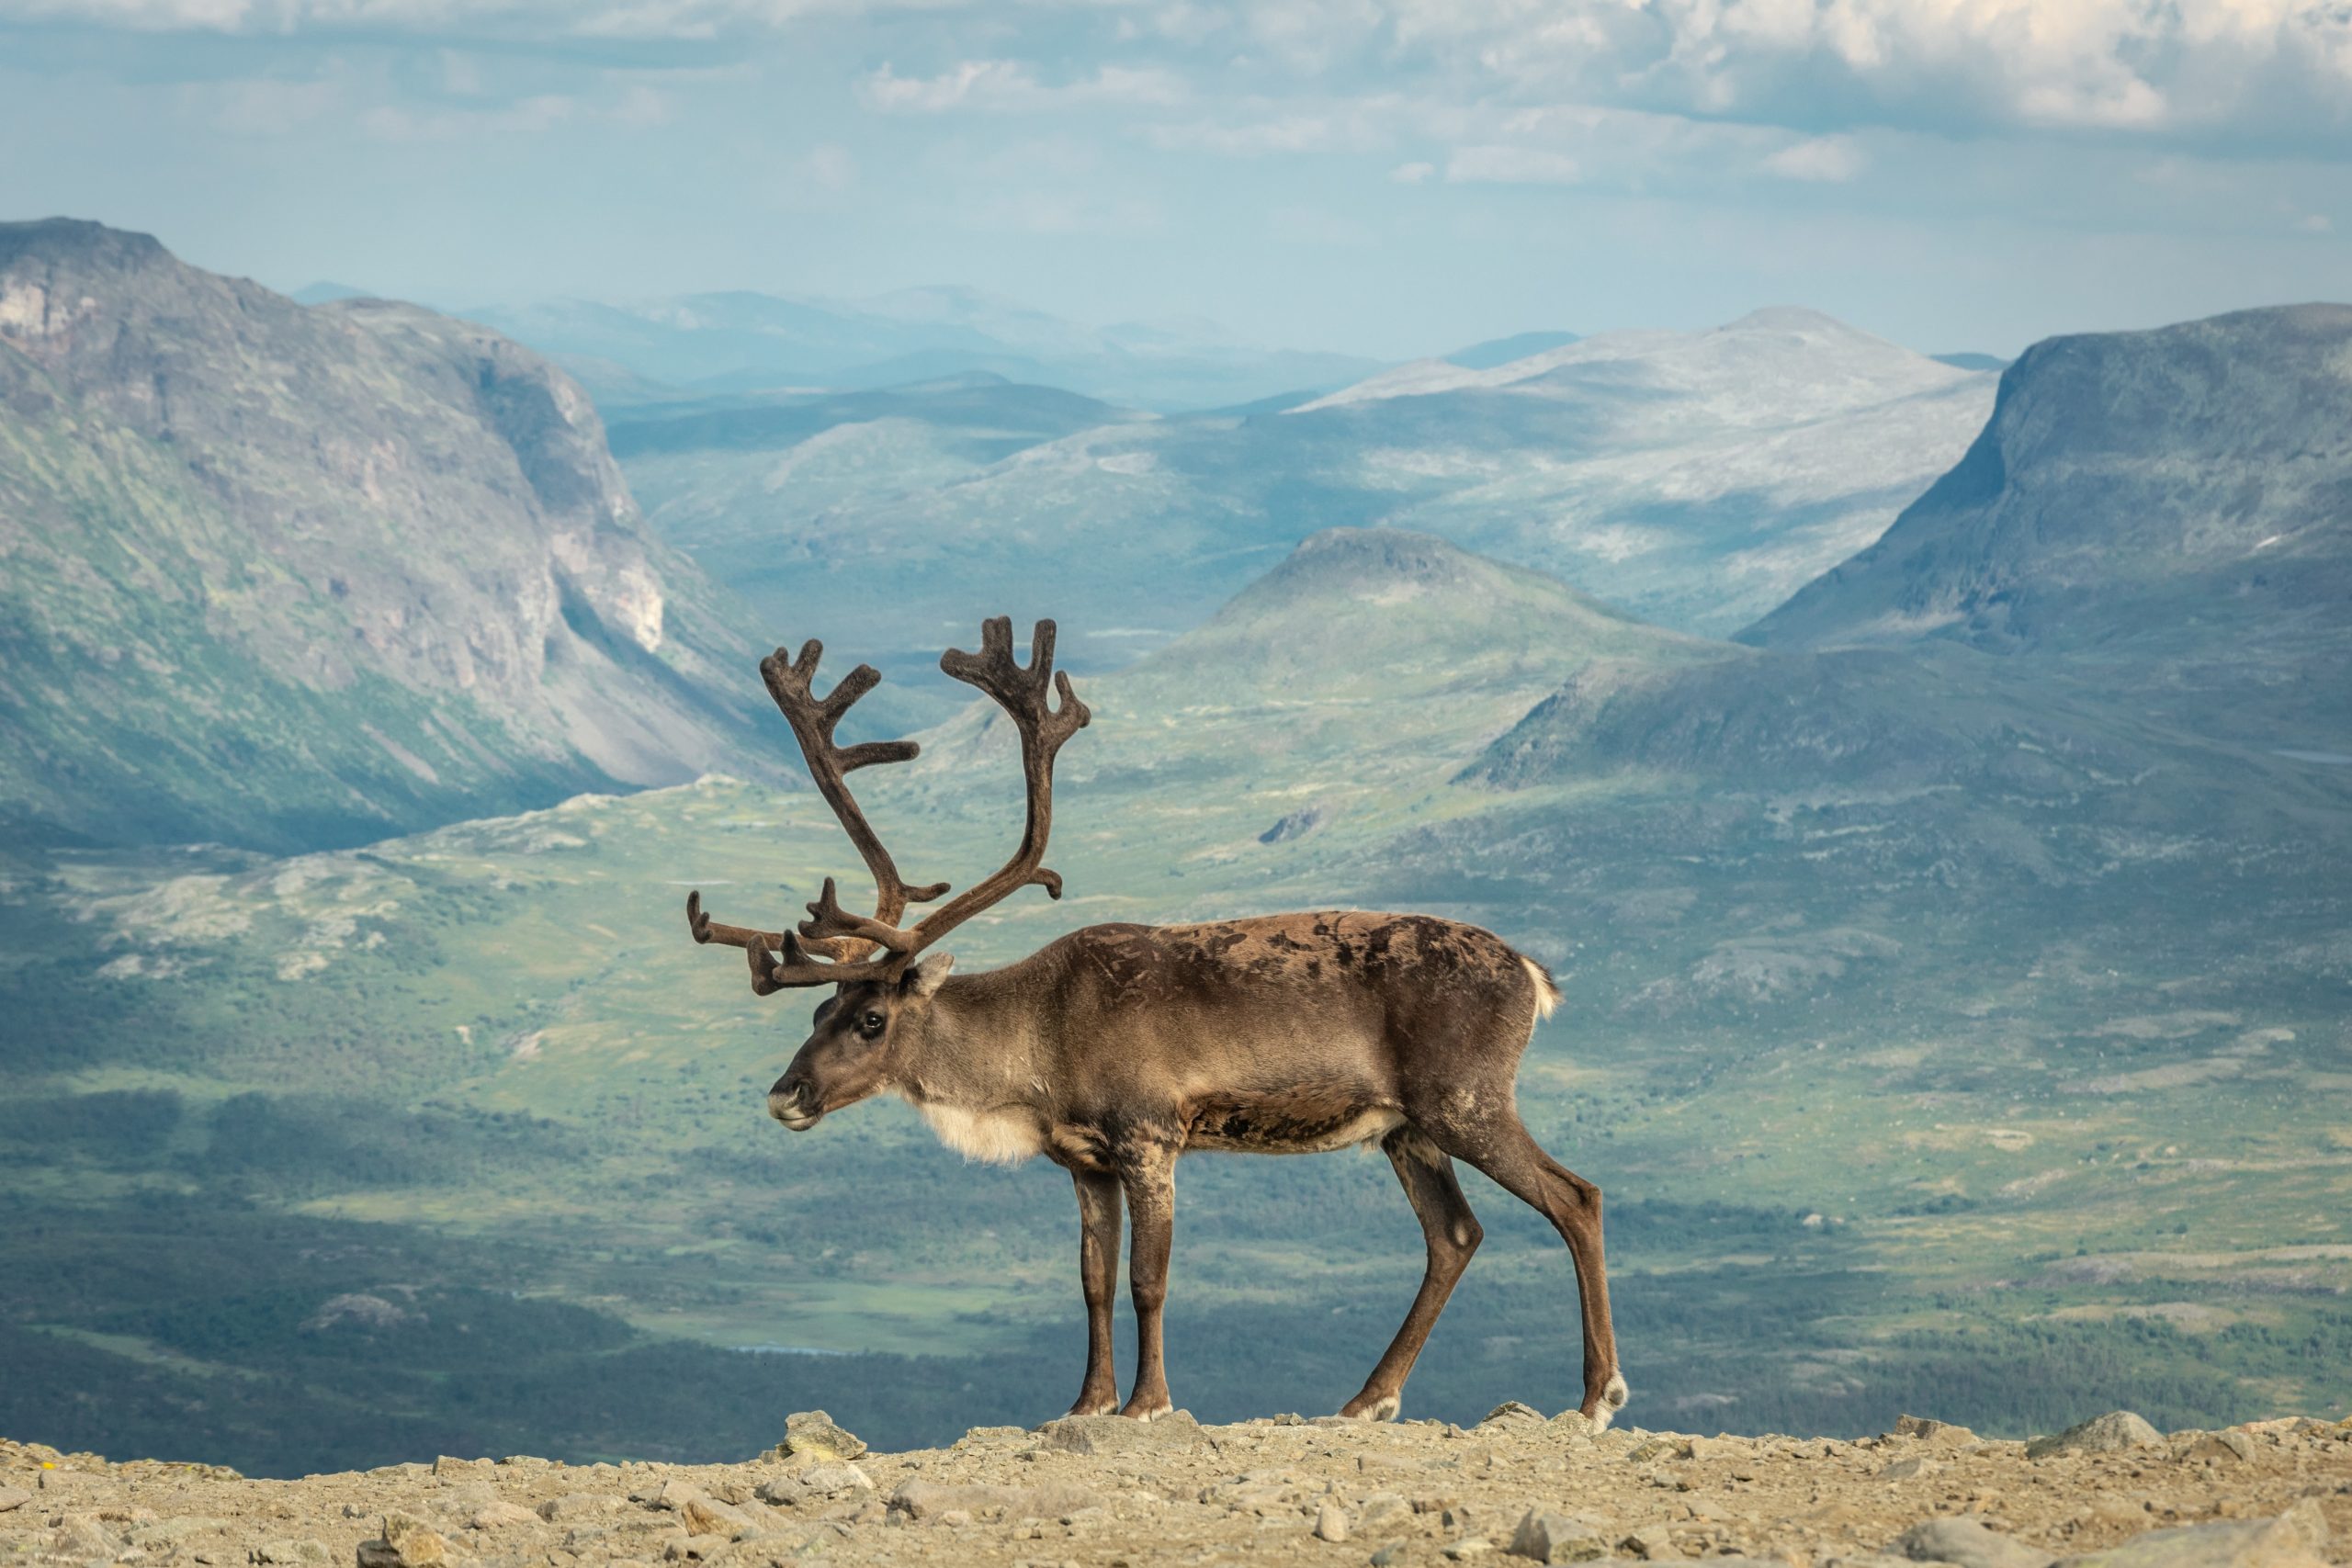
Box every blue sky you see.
[2,0,2346,359]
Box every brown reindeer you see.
[684,618,1627,1427]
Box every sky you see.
[1,0,2347,360]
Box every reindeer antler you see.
[684,619,1090,994]
[899,617,1090,953]
[684,638,947,991]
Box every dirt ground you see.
[4,1406,2346,1568]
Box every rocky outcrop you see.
[4,1411,2346,1567]
[1741,304,2352,746]
[0,218,786,852]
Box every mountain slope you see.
[1744,305,2352,681]
[468,287,1381,413]
[0,219,785,852]
[640,308,1996,666]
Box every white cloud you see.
[1444,144,1580,185]
[1381,0,2352,145]
[1764,134,1864,182]
[862,59,1187,115]
[1390,159,1433,183]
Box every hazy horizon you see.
[6,1,2349,362]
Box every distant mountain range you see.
[458,286,1385,413]
[0,219,789,852]
[611,306,1996,688]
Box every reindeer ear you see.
[902,953,956,998]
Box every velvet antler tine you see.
[835,740,921,773]
[902,617,1091,958]
[800,875,919,953]
[686,890,782,951]
[687,637,944,987]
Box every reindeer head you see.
[684,617,1091,1132]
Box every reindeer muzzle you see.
[768,1085,821,1131]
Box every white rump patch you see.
[1522,956,1562,1021]
[917,1100,1045,1166]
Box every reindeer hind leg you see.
[1339,1126,1482,1422]
[1427,1110,1627,1428]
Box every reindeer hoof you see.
[1119,1398,1174,1422]
[1585,1374,1631,1432]
[1337,1393,1401,1422]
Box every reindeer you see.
[684,618,1628,1427]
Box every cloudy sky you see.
[2,0,2346,358]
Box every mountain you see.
[914,527,1726,813]
[1744,304,2352,746]
[465,287,1382,413]
[635,306,1995,666]
[290,281,373,305]
[1931,352,2008,372]
[6,520,2350,1465]
[1443,329,1577,369]
[0,218,787,852]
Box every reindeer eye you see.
[859,1010,886,1036]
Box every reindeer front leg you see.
[1116,1145,1177,1420]
[1069,1168,1123,1416]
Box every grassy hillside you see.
[4,529,2346,1472]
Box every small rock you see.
[664,1533,729,1561]
[1549,1410,1597,1442]
[430,1456,492,1477]
[1894,1416,1983,1449]
[1894,1516,2054,1568]
[1371,1548,1408,1567]
[129,1517,228,1548]
[2179,1431,2256,1465]
[1619,1523,1679,1560]
[356,1512,448,1568]
[1481,1402,1548,1428]
[465,1500,538,1530]
[681,1496,752,1537]
[537,1493,628,1522]
[1444,1542,1495,1561]
[888,1480,1105,1522]
[2026,1412,2165,1460]
[1035,1410,1204,1455]
[782,1410,869,1462]
[1624,1436,1690,1465]
[2051,1506,2328,1568]
[1509,1508,1609,1563]
[1317,1500,1351,1542]
[254,1540,332,1564]
[52,1515,117,1557]
[1880,1457,1937,1481]
[0,1488,30,1513]
[795,1461,874,1498]
[1359,1494,1414,1530]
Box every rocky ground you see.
[3,1406,2346,1568]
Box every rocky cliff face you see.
[1743,305,2352,673]
[0,219,783,851]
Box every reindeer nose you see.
[769,1080,819,1129]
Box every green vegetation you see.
[5,525,2347,1472]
